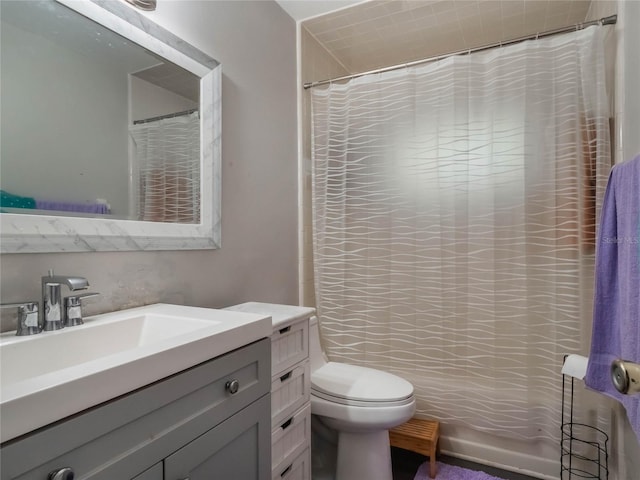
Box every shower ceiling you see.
[302,0,599,74]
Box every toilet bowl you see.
[309,316,415,480]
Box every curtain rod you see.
[303,14,617,90]
[133,108,199,125]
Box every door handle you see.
[612,359,640,394]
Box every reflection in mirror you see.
[0,0,221,252]
[1,0,200,223]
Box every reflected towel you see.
[35,200,110,214]
[585,154,640,441]
[0,189,36,209]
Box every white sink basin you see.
[0,304,271,443]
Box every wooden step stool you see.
[389,418,440,478]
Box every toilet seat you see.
[311,362,414,407]
[312,389,415,407]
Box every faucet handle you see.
[1,301,41,336]
[63,293,99,327]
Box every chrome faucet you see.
[0,301,40,336]
[41,270,89,331]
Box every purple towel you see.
[585,154,640,441]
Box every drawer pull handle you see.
[281,417,293,430]
[225,379,240,394]
[279,326,291,334]
[280,464,293,477]
[280,371,292,382]
[49,468,75,480]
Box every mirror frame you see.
[0,0,221,253]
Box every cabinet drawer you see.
[272,448,310,480]
[271,361,310,428]
[271,404,311,476]
[1,338,270,480]
[272,320,308,376]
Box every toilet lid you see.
[311,362,414,404]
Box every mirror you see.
[0,0,221,252]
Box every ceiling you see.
[276,0,365,21]
[300,0,597,74]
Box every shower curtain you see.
[129,111,200,223]
[311,27,611,443]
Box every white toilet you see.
[309,316,416,480]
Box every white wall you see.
[0,1,298,326]
[621,0,640,162]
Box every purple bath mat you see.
[414,461,507,480]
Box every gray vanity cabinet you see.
[0,339,271,480]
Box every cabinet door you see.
[164,395,270,480]
[132,463,163,480]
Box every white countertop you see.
[224,302,315,330]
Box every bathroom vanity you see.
[0,305,272,480]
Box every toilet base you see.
[335,430,393,480]
[312,416,338,480]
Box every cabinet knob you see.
[225,379,240,394]
[48,467,75,480]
